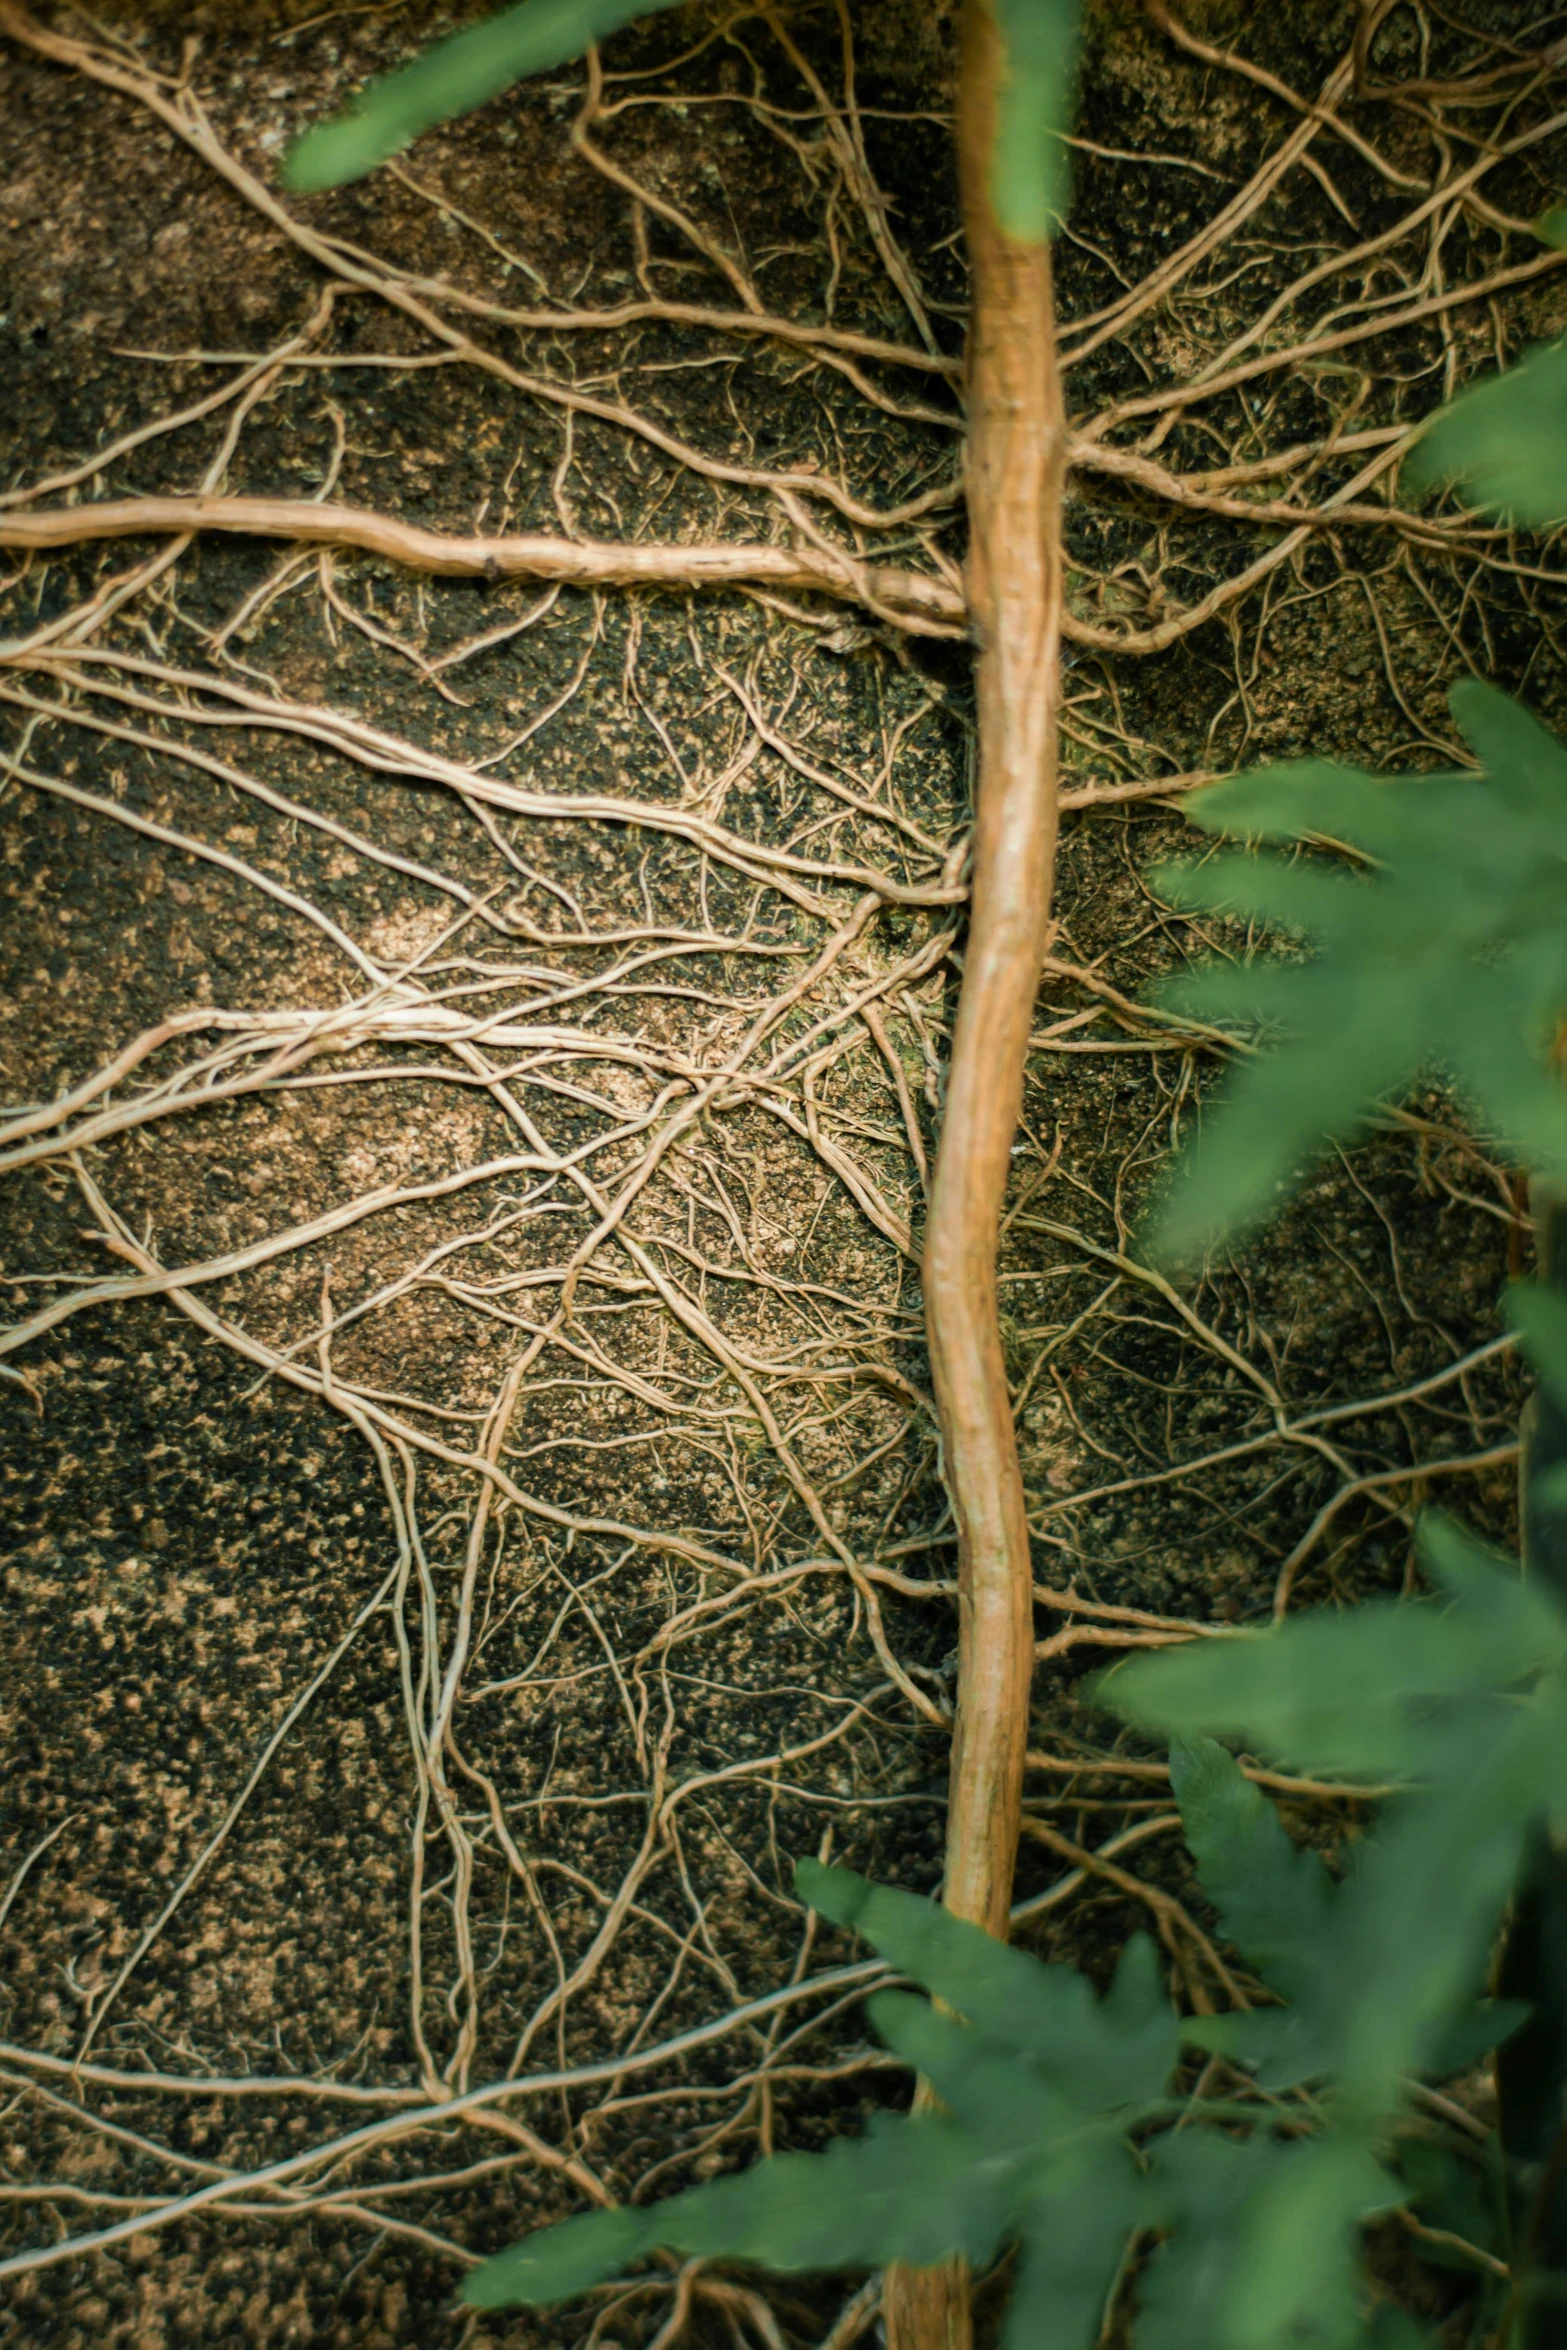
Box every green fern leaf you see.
[1141,2130,1399,2350]
[1169,759,1465,857]
[462,1861,1173,2318]
[1164,1739,1521,2098]
[1451,674,1567,820]
[459,1807,1528,2324]
[1150,852,1388,937]
[1408,335,1567,528]
[1101,1515,1566,1775]
[463,2202,659,2309]
[1109,1528,1558,2110]
[1144,681,1567,1261]
[463,2109,1019,2309]
[1153,999,1429,1262]
[797,1858,1177,2104]
[863,1992,1066,2144]
[1168,1737,1333,1997]
[283,0,686,191]
[1327,1719,1546,2114]
[1000,2153,1149,2350]
[1167,1735,1341,2087]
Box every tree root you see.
[0,496,967,640]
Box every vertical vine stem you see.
[934,0,1065,1943]
[884,5,1067,2347]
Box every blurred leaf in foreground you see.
[1141,679,1567,1261]
[1408,336,1567,528]
[1407,207,1567,528]
[283,0,685,191]
[989,0,1083,240]
[1107,1519,1556,2113]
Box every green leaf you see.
[1082,1932,1181,2109]
[1451,676,1567,821]
[1004,2153,1147,2350]
[1179,2005,1335,2091]
[1167,1737,1525,2095]
[1153,956,1330,1028]
[1395,2135,1508,2275]
[1149,851,1384,938]
[465,1865,1181,2315]
[282,0,686,191]
[1419,1509,1567,1650]
[796,1860,1176,2103]
[1323,1686,1567,2114]
[1125,1534,1556,2113]
[1408,336,1567,528]
[989,0,1084,240]
[1141,683,1567,1261]
[1443,972,1567,1176]
[864,1992,1064,2145]
[1138,2130,1396,2350]
[463,1761,1546,2322]
[1137,2133,1281,2349]
[1507,1278,1567,1415]
[1424,1996,1530,2076]
[462,2113,1009,2308]
[463,2203,660,2309]
[1150,999,1426,1264]
[1169,1735,1334,2008]
[460,1861,1184,2321]
[1175,759,1465,858]
[1223,2133,1403,2350]
[1138,2128,1445,2347]
[1101,1517,1563,1776]
[797,1858,1067,2052]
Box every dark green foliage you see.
[1510,1280,1567,1512]
[1106,1515,1567,1779]
[464,1864,1176,2343]
[1165,1733,1343,2090]
[461,1621,1555,2346]
[1137,2132,1402,2350]
[1141,680,1567,1261]
[1510,1277,1567,1417]
[1107,1529,1552,2117]
[805,1859,1175,2108]
[1396,2137,1509,2279]
[282,0,686,191]
[1408,211,1567,524]
[1409,335,1567,527]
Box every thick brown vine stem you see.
[883,7,1067,2350]
[936,0,1064,1970]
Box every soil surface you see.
[1,3,1562,2345]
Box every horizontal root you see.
[0,496,969,639]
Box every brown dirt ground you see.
[1,2,1562,2344]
